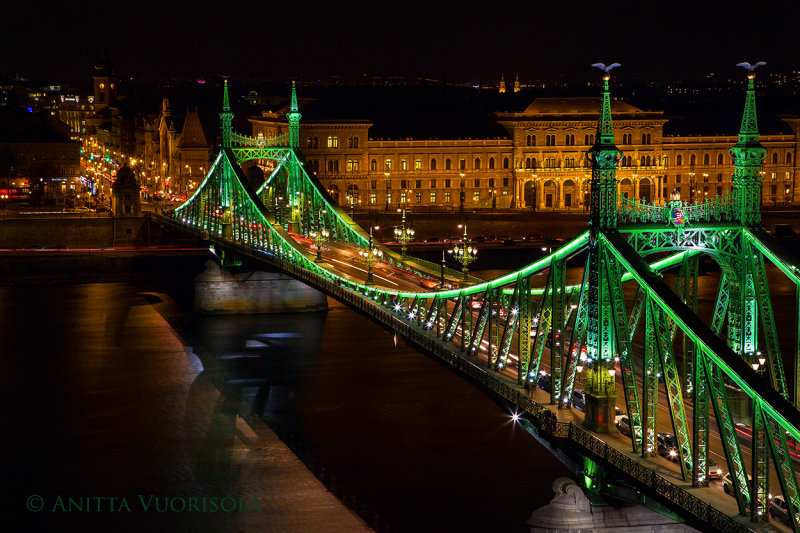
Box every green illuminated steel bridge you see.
[152,68,800,532]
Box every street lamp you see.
[393,207,414,259]
[448,224,477,281]
[309,227,330,263]
[358,226,383,285]
[688,172,696,204]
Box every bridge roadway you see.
[286,231,789,531]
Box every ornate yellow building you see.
[249,95,800,212]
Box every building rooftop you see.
[521,97,646,115]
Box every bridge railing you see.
[617,193,736,225]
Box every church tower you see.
[514,75,520,93]
[92,49,116,109]
[499,74,506,94]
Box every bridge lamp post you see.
[359,226,383,285]
[309,228,329,263]
[448,225,477,282]
[393,208,414,260]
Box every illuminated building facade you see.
[250,95,800,211]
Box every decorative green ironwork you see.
[730,64,767,226]
[287,80,301,149]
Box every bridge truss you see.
[158,71,800,532]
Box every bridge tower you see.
[730,64,767,227]
[582,65,623,433]
[220,78,234,149]
[287,81,302,150]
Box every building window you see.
[348,137,353,148]
[565,134,575,146]
[415,179,422,188]
[503,177,509,187]
[717,173,722,182]
[642,133,652,144]
[546,134,555,146]
[717,153,724,165]
[444,191,451,203]
[400,192,407,204]
[787,153,793,164]
[370,180,377,189]
[459,158,466,170]
[704,154,710,166]
[401,159,407,170]
[676,154,682,166]
[531,157,537,168]
[430,179,437,188]
[370,193,377,204]
[401,179,408,188]
[385,159,392,170]
[773,152,779,164]
[676,174,681,184]
[474,158,481,169]
[386,192,392,204]
[489,157,495,169]
[473,191,480,203]
[327,136,338,148]
[473,178,480,187]
[446,158,452,170]
[415,158,422,170]
[415,192,422,203]
[584,134,590,145]
[545,157,556,168]
[371,159,377,171]
[690,154,696,166]
[307,138,313,149]
[503,157,509,169]
[430,191,436,203]
[488,178,494,187]
[347,159,360,172]
[565,157,575,168]
[525,157,531,168]
[431,158,437,170]
[445,179,451,187]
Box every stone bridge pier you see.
[194,260,328,314]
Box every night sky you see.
[2,0,799,83]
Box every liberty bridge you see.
[152,63,800,532]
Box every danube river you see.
[1,274,571,533]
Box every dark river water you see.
[0,273,571,533]
[2,250,797,533]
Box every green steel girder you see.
[562,263,589,406]
[652,298,693,481]
[518,276,532,386]
[550,257,567,405]
[497,278,521,370]
[530,276,553,390]
[604,248,643,454]
[752,248,790,398]
[681,255,699,397]
[642,294,658,458]
[469,288,492,361]
[710,271,730,335]
[620,225,742,260]
[692,341,710,487]
[703,354,751,515]
[751,400,769,521]
[764,412,800,532]
[489,287,501,370]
